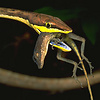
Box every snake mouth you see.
[33,25,72,35]
[50,38,72,52]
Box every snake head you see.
[33,13,72,34]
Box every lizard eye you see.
[45,22,51,28]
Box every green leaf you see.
[35,7,84,21]
[82,19,99,45]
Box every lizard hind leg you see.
[63,36,93,100]
[68,33,94,75]
[57,50,83,87]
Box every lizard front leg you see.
[57,49,83,86]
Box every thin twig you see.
[0,68,99,92]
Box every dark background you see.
[0,0,100,100]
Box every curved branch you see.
[0,68,99,92]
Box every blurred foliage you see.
[82,18,100,44]
[35,6,84,20]
[35,7,100,45]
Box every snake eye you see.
[45,22,51,28]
